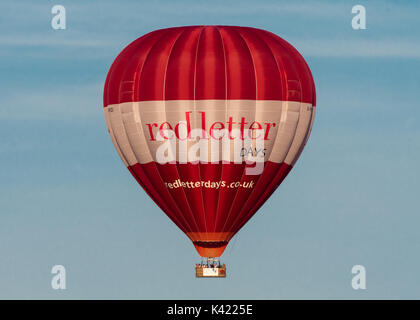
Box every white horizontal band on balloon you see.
[104,100,314,168]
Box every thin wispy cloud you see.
[2,83,103,120]
[1,0,419,59]
[293,38,420,58]
[0,36,112,47]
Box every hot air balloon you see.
[103,26,316,277]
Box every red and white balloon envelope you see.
[103,26,316,275]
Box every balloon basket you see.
[195,257,226,278]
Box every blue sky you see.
[1,0,420,299]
